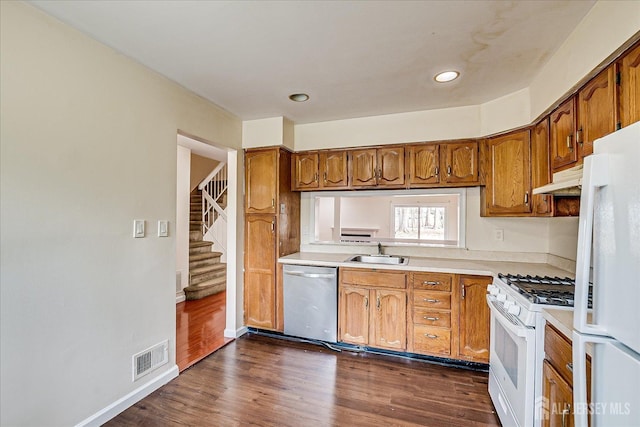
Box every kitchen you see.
[2,1,640,426]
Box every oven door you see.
[487,295,536,427]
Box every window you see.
[307,188,465,247]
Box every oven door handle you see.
[486,295,534,339]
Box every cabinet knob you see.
[422,281,441,286]
[424,299,440,303]
[524,192,529,205]
[447,165,452,176]
[424,334,438,339]
[424,316,439,321]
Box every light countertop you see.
[279,251,573,278]
[542,308,594,355]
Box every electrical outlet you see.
[494,229,504,241]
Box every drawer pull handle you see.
[424,299,440,303]
[422,281,441,285]
[566,362,573,373]
[425,334,438,339]
[424,316,440,321]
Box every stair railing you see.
[198,162,227,242]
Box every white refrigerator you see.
[572,122,640,426]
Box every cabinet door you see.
[320,150,348,188]
[550,97,578,172]
[484,131,532,215]
[407,144,440,186]
[619,42,640,128]
[578,65,616,158]
[458,275,491,363]
[531,119,554,216]
[377,147,405,187]
[339,286,369,345]
[245,149,277,213]
[292,152,319,190]
[542,360,574,427]
[350,149,377,187]
[244,215,276,329]
[442,141,478,184]
[371,289,406,350]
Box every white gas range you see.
[486,274,591,427]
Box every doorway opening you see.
[176,133,236,371]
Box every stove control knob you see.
[486,284,495,293]
[504,300,513,309]
[508,304,521,315]
[489,286,500,296]
[497,293,507,302]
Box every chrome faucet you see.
[377,242,383,256]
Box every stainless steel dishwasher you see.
[283,264,337,343]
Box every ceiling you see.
[30,1,596,124]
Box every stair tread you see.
[190,263,226,275]
[189,241,213,249]
[190,251,223,261]
[185,276,226,290]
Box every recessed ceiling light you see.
[434,71,460,83]
[289,93,310,102]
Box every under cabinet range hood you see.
[533,164,583,196]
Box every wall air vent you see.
[132,340,168,381]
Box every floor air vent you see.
[132,340,168,381]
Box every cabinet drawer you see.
[412,272,452,291]
[412,309,451,328]
[544,323,573,384]
[340,268,406,289]
[413,291,451,309]
[413,325,451,356]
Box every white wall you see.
[529,1,640,119]
[547,217,580,261]
[243,116,290,148]
[176,145,191,295]
[0,2,242,426]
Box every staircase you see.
[183,188,227,300]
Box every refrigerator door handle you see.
[574,153,609,335]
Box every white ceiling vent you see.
[132,340,168,381]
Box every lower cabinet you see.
[338,268,407,351]
[338,267,491,363]
[407,272,491,363]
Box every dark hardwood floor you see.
[108,334,499,426]
[176,291,233,372]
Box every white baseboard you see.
[175,292,186,304]
[224,326,248,338]
[75,365,179,427]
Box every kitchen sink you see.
[345,254,409,266]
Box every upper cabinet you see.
[406,140,479,187]
[245,149,278,213]
[442,141,479,185]
[350,146,405,188]
[531,119,554,216]
[481,130,532,216]
[292,150,349,191]
[577,64,617,158]
[619,41,640,128]
[550,97,578,173]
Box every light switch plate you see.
[133,220,145,238]
[158,220,169,237]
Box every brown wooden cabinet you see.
[320,150,349,188]
[442,141,479,185]
[550,97,579,173]
[481,130,532,216]
[531,119,554,216]
[292,152,319,190]
[339,268,407,351]
[619,41,640,128]
[406,140,479,188]
[244,147,300,331]
[457,275,491,363]
[350,146,405,188]
[577,65,617,159]
[408,272,490,363]
[292,150,349,191]
[543,323,592,427]
[542,360,574,427]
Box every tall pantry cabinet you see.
[244,147,300,331]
